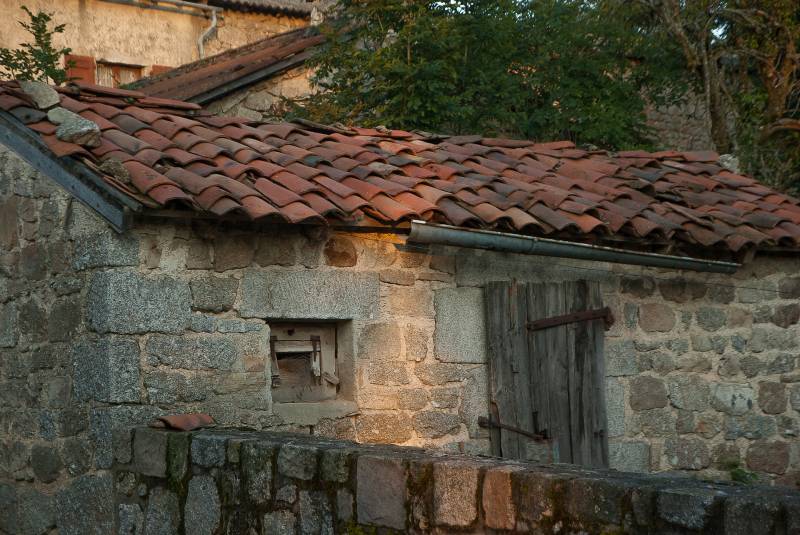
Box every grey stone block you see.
[88,271,191,334]
[242,441,275,505]
[278,443,318,480]
[56,474,114,535]
[146,334,238,371]
[696,307,727,331]
[357,322,402,360]
[321,448,351,483]
[433,288,486,363]
[299,490,333,535]
[51,107,101,146]
[724,414,777,440]
[118,503,144,535]
[368,360,410,385]
[357,456,407,530]
[605,339,638,376]
[664,437,710,470]
[19,80,60,109]
[134,427,168,477]
[275,484,297,505]
[724,496,781,535]
[605,378,625,437]
[564,478,628,526]
[262,510,296,535]
[337,489,354,522]
[608,441,650,473]
[142,487,180,535]
[61,438,91,476]
[433,461,479,527]
[711,383,755,415]
[460,366,489,438]
[630,376,668,410]
[185,475,221,535]
[0,302,17,348]
[90,406,162,469]
[0,483,17,534]
[413,411,461,438]
[31,443,63,483]
[144,371,208,404]
[239,269,379,319]
[657,488,724,530]
[190,276,238,312]
[72,336,141,403]
[191,433,227,468]
[72,233,138,270]
[355,413,413,444]
[17,487,54,535]
[668,375,710,411]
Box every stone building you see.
[130,26,323,119]
[3,79,800,531]
[0,0,313,87]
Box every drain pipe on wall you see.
[99,0,221,58]
[152,0,221,58]
[197,6,218,59]
[407,221,740,274]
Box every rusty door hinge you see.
[478,416,549,442]
[527,306,614,332]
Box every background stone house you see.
[130,26,322,119]
[3,79,800,531]
[0,0,313,87]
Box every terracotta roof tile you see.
[4,81,800,256]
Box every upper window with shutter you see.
[96,62,143,88]
[64,54,96,84]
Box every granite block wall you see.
[111,427,800,534]
[5,137,800,531]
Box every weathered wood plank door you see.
[485,280,608,467]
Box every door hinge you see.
[527,306,614,332]
[478,416,549,442]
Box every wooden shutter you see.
[485,280,608,468]
[65,54,96,84]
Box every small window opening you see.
[96,62,143,87]
[270,323,339,403]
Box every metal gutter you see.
[407,221,740,274]
[0,111,141,233]
[99,0,213,17]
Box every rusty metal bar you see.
[478,416,549,442]
[527,306,614,332]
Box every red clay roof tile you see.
[4,81,800,256]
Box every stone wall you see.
[645,92,714,151]
[5,136,800,530]
[108,427,800,534]
[205,66,314,121]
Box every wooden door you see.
[485,280,608,467]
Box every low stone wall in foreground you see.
[110,427,800,534]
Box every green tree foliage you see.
[0,6,71,85]
[300,0,687,149]
[636,0,800,192]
